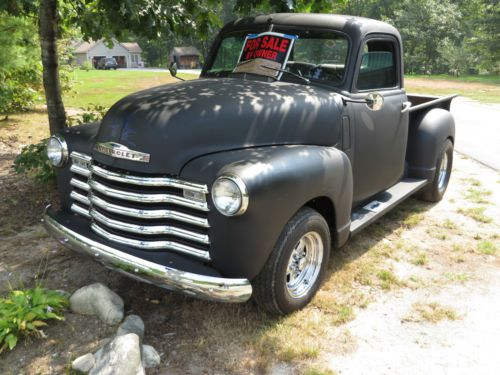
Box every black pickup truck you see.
[43,13,455,315]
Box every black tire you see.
[252,207,331,315]
[417,139,453,202]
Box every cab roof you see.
[221,13,400,42]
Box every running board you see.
[350,179,428,236]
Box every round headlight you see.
[46,136,68,167]
[211,175,248,216]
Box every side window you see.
[357,39,398,91]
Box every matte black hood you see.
[93,78,342,175]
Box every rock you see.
[90,333,144,375]
[70,283,124,325]
[72,353,95,373]
[116,315,145,340]
[141,345,161,368]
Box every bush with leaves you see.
[0,286,68,352]
[13,105,106,182]
[80,60,93,71]
[0,66,43,114]
[67,104,107,126]
[13,139,55,182]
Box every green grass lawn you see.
[63,69,197,108]
[62,70,500,108]
[406,74,500,85]
[405,74,500,104]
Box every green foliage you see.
[80,60,93,71]
[0,12,43,113]
[67,104,107,126]
[13,139,55,182]
[0,286,68,353]
[0,66,43,114]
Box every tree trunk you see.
[38,0,66,135]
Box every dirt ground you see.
[1,133,499,373]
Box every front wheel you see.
[252,207,330,315]
[417,139,453,202]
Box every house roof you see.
[72,39,142,54]
[73,41,96,54]
[171,46,201,56]
[120,42,142,53]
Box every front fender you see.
[181,145,353,279]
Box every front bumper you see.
[43,208,252,303]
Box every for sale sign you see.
[233,32,297,78]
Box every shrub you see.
[0,286,68,353]
[13,139,55,182]
[80,60,93,71]
[67,104,107,126]
[0,66,42,114]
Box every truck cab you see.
[44,14,455,315]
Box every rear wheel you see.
[417,139,453,202]
[252,207,330,315]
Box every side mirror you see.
[365,92,384,111]
[169,62,178,77]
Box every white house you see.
[73,39,143,68]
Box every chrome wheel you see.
[437,153,449,192]
[285,231,324,299]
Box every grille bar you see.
[91,223,211,260]
[90,164,208,192]
[90,208,210,244]
[70,164,91,177]
[89,178,209,211]
[71,178,90,192]
[71,203,90,218]
[89,193,209,227]
[70,191,90,206]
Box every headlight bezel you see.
[211,174,249,216]
[46,135,69,167]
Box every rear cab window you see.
[356,39,399,91]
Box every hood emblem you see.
[94,142,150,163]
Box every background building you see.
[169,46,202,69]
[73,39,143,68]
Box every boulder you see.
[116,315,145,340]
[141,345,161,368]
[72,353,95,373]
[90,333,144,375]
[70,283,124,325]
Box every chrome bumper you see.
[42,210,252,303]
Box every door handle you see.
[401,101,412,113]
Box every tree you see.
[39,0,66,134]
[2,0,224,134]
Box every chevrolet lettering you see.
[94,142,150,163]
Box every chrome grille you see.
[69,152,210,261]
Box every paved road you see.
[451,98,500,170]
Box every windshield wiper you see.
[260,65,310,84]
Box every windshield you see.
[204,28,349,85]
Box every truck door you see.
[348,36,409,205]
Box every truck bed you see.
[407,93,457,113]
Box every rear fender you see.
[406,108,455,181]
